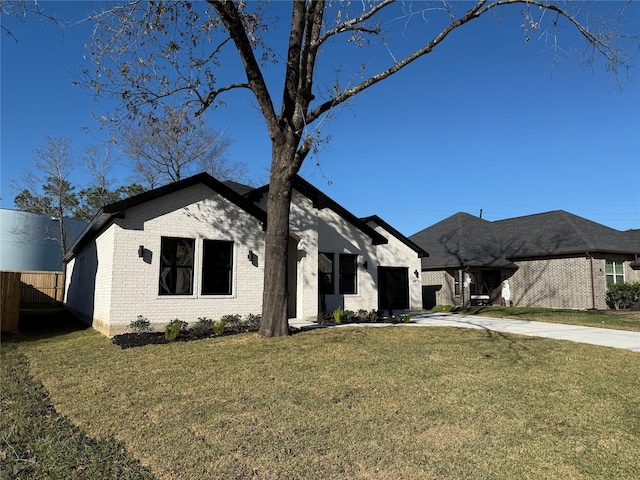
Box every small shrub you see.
[343,310,355,323]
[190,317,214,338]
[244,313,262,330]
[606,282,640,310]
[165,319,187,341]
[401,313,411,323]
[129,315,152,334]
[165,324,180,341]
[333,307,345,323]
[220,314,242,329]
[368,309,379,322]
[355,309,369,322]
[213,318,226,336]
[316,312,334,324]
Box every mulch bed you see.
[111,326,300,349]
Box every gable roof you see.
[222,179,256,196]
[63,173,267,262]
[362,215,429,257]
[249,176,388,246]
[410,210,640,270]
[410,212,518,269]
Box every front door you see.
[378,267,409,312]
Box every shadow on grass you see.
[1,342,157,480]
[4,305,90,344]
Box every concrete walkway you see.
[289,312,640,352]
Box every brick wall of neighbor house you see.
[593,254,640,307]
[372,225,423,311]
[627,262,640,283]
[91,184,266,336]
[421,270,456,308]
[511,256,595,309]
[317,205,378,314]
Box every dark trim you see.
[63,173,267,262]
[362,215,429,257]
[252,176,388,246]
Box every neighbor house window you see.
[339,254,357,294]
[159,237,195,295]
[606,260,625,284]
[319,252,334,295]
[202,240,233,295]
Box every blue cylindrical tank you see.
[0,209,87,271]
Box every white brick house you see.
[63,173,427,336]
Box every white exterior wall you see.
[373,225,423,310]
[68,184,265,336]
[92,226,116,332]
[316,205,378,314]
[289,191,319,319]
[64,227,114,331]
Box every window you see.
[339,254,357,294]
[606,260,625,285]
[319,252,334,295]
[202,240,233,295]
[159,237,194,295]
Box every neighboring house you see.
[0,208,86,271]
[410,211,640,310]
[63,173,426,336]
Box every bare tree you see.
[75,144,147,221]
[84,0,637,337]
[119,105,245,189]
[13,136,78,254]
[1,0,60,41]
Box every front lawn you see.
[4,317,639,479]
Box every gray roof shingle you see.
[410,210,639,270]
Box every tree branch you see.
[209,0,279,137]
[307,0,629,123]
[280,1,307,122]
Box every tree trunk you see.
[259,141,298,337]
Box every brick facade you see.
[420,255,640,311]
[65,179,424,336]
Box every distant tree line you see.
[12,109,247,253]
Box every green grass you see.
[452,306,640,331]
[0,342,156,480]
[4,309,640,479]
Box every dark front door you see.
[378,267,409,311]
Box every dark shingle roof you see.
[410,210,639,270]
[361,215,429,257]
[222,180,256,196]
[64,173,267,261]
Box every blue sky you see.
[2,1,638,236]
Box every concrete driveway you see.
[290,312,640,352]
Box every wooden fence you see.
[1,271,21,333]
[18,271,65,305]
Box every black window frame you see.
[319,252,334,295]
[339,254,358,294]
[201,240,234,295]
[159,237,195,295]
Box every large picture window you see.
[159,237,194,295]
[339,254,357,294]
[202,240,233,295]
[606,260,625,285]
[319,252,334,295]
